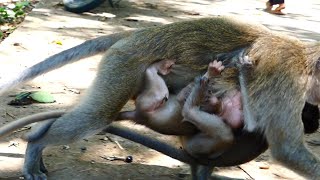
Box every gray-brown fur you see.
[0,16,319,179]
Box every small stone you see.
[7,3,16,9]
[259,162,270,169]
[125,156,133,163]
[62,145,70,150]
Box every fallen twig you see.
[114,140,124,150]
[105,136,124,150]
[13,126,31,133]
[5,111,16,119]
[237,165,254,180]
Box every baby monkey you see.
[181,60,244,158]
[118,59,197,135]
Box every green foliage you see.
[8,91,56,106]
[29,91,56,103]
[0,7,9,20]
[0,1,30,24]
[14,1,30,17]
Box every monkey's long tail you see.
[0,110,65,138]
[0,32,132,94]
[105,125,212,166]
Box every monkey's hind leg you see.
[23,119,57,177]
[190,165,214,180]
[22,120,56,179]
[23,142,47,180]
[22,119,56,142]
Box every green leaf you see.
[30,91,56,103]
[15,92,32,100]
[0,8,8,19]
[15,9,25,17]
[8,92,33,106]
[14,1,29,11]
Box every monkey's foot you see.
[23,143,47,180]
[23,172,47,180]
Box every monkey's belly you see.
[220,91,244,129]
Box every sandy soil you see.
[0,0,319,179]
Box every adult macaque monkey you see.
[0,55,316,179]
[0,16,320,179]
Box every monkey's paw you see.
[208,60,224,77]
[23,172,47,180]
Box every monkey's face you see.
[306,58,320,105]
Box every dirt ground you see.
[0,0,319,179]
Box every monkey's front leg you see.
[23,142,47,180]
[235,50,255,132]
